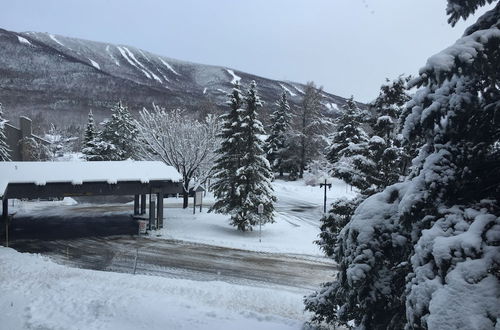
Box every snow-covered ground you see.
[8,178,354,256]
[157,178,355,256]
[2,178,354,329]
[0,247,307,330]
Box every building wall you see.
[5,123,22,161]
[4,117,49,161]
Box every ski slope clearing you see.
[17,35,32,46]
[48,33,65,47]
[0,247,307,330]
[226,69,241,84]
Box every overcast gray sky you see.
[1,0,492,102]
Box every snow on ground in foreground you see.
[0,247,307,330]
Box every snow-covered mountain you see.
[0,28,357,126]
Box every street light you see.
[319,179,332,214]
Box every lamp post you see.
[319,179,332,214]
[258,203,264,243]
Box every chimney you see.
[20,116,32,139]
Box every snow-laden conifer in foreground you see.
[306,2,500,329]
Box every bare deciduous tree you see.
[136,106,220,208]
[296,81,332,177]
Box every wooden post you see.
[157,193,163,229]
[3,198,8,247]
[2,198,7,224]
[199,192,203,213]
[140,194,146,215]
[133,195,140,215]
[149,195,156,230]
[193,192,196,215]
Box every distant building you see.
[4,116,50,161]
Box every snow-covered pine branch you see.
[306,2,500,329]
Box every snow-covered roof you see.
[0,161,182,198]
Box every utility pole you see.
[319,179,332,214]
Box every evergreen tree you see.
[327,96,371,191]
[210,83,245,215]
[83,102,138,161]
[371,76,412,185]
[231,81,276,231]
[265,92,293,176]
[371,76,411,139]
[0,103,11,161]
[82,135,121,161]
[306,2,500,329]
[327,97,367,163]
[83,110,97,146]
[100,101,138,160]
[81,110,100,161]
[314,79,412,317]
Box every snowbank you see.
[0,247,307,330]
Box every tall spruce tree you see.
[231,81,276,231]
[371,76,411,140]
[306,2,500,329]
[81,109,100,160]
[370,76,412,185]
[0,103,11,161]
[327,96,371,190]
[265,92,293,176]
[99,101,138,160]
[327,97,367,164]
[83,110,97,146]
[82,102,137,161]
[210,83,245,215]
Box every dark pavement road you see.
[6,214,336,292]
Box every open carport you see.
[0,161,183,230]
